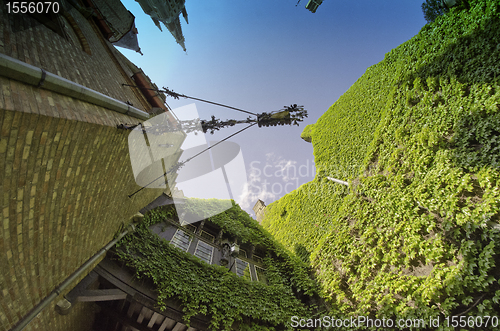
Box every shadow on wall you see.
[397,16,500,172]
[294,243,311,265]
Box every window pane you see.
[255,266,267,284]
[200,230,215,243]
[171,229,191,251]
[195,240,214,264]
[235,258,252,281]
[182,223,197,233]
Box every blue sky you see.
[120,0,427,215]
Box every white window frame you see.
[194,240,214,265]
[235,258,253,281]
[239,249,247,258]
[255,265,266,283]
[200,230,215,243]
[182,223,197,233]
[170,228,192,252]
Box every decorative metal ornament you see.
[220,243,230,266]
[230,243,240,257]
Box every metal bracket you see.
[37,69,46,88]
[56,270,126,315]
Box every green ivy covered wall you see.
[114,199,321,331]
[262,0,500,329]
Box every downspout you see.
[0,53,149,120]
[10,223,136,331]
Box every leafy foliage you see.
[261,180,347,254]
[421,0,471,23]
[421,0,448,23]
[300,124,314,143]
[115,201,319,330]
[264,0,500,329]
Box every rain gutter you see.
[0,53,149,120]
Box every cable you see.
[128,122,257,198]
[121,84,258,116]
[173,93,257,116]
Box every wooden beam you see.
[158,317,176,331]
[97,304,155,331]
[172,322,187,331]
[127,301,138,318]
[65,270,99,303]
[137,306,148,323]
[76,289,127,302]
[95,260,212,330]
[147,312,160,328]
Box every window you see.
[238,249,247,258]
[200,230,215,243]
[253,255,263,264]
[194,240,214,264]
[235,258,252,281]
[255,266,267,284]
[182,223,197,233]
[170,229,191,251]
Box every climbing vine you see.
[263,0,500,329]
[115,201,320,330]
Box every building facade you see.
[81,204,268,331]
[252,199,266,224]
[100,200,318,330]
[0,1,183,330]
[1,2,318,330]
[135,0,189,51]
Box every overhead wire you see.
[128,122,258,198]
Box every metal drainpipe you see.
[11,223,136,331]
[326,176,349,187]
[0,53,149,120]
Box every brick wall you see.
[0,2,149,111]
[0,2,178,330]
[0,107,166,331]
